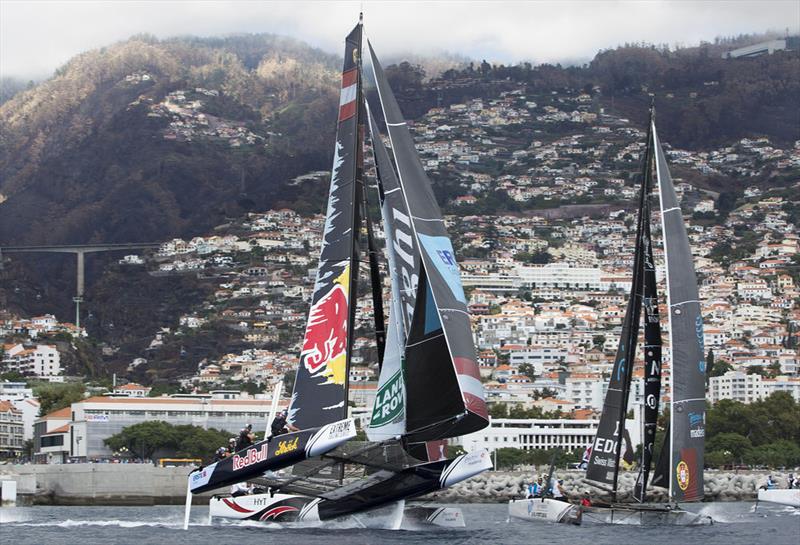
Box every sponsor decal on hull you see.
[259,505,299,521]
[275,437,300,456]
[232,444,269,471]
[301,266,350,385]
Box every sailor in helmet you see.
[213,446,227,463]
[236,424,255,451]
[269,409,298,441]
[226,437,237,456]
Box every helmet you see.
[216,447,226,454]
[246,423,253,430]
[229,437,236,444]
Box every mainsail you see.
[653,123,706,502]
[368,42,488,443]
[585,142,649,491]
[288,22,363,430]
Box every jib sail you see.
[368,42,488,442]
[366,103,410,440]
[654,123,706,502]
[288,21,363,430]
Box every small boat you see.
[508,497,581,524]
[757,488,800,508]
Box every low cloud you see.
[1,0,798,79]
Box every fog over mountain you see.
[2,0,798,79]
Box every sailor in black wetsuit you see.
[269,410,298,441]
[236,424,255,451]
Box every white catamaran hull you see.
[507,498,581,524]
[758,489,800,508]
[210,493,463,527]
[580,504,713,525]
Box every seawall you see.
[426,469,791,503]
[0,464,214,506]
[0,465,788,505]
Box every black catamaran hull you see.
[209,450,490,523]
[189,420,355,494]
[210,494,464,527]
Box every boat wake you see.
[5,517,212,529]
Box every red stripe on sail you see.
[453,357,481,380]
[464,392,488,419]
[339,101,356,122]
[341,68,358,88]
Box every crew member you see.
[213,447,227,463]
[534,477,544,497]
[766,475,776,489]
[788,474,796,489]
[236,424,255,451]
[526,479,539,499]
[227,437,237,456]
[552,479,565,499]
[580,490,592,507]
[269,409,298,440]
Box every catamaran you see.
[187,15,491,528]
[509,107,712,526]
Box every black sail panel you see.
[654,124,705,502]
[289,22,363,430]
[586,172,647,488]
[368,42,488,440]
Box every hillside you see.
[1,32,798,366]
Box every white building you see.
[1,344,62,381]
[708,370,800,404]
[457,413,644,455]
[33,395,288,462]
[0,381,40,440]
[0,400,24,458]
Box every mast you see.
[288,19,364,431]
[653,112,706,503]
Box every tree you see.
[592,335,606,349]
[706,432,752,464]
[489,403,509,418]
[35,382,86,416]
[518,363,537,381]
[104,421,178,461]
[709,358,733,377]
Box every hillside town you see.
[1,80,798,464]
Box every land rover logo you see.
[370,370,404,427]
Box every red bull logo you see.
[232,444,268,471]
[301,266,350,385]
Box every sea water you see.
[1,502,797,545]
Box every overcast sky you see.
[1,0,798,79]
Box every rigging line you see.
[405,332,445,348]
[662,207,681,214]
[670,299,700,305]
